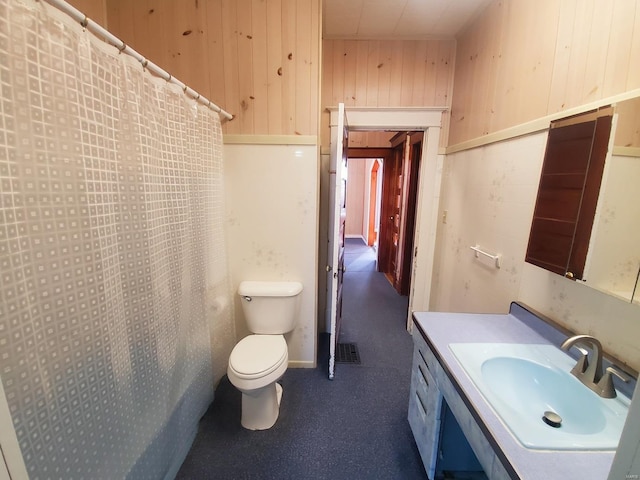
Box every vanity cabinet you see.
[409,326,489,479]
[411,305,625,480]
[407,331,442,478]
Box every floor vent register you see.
[335,343,361,364]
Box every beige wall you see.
[345,159,366,238]
[105,0,321,136]
[450,0,640,145]
[432,133,546,314]
[84,0,640,369]
[436,0,640,372]
[433,132,640,373]
[586,154,640,300]
[224,142,319,367]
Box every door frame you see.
[367,159,381,247]
[328,107,446,331]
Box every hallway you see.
[338,238,412,369]
[176,238,426,479]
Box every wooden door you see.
[396,133,423,295]
[378,132,423,295]
[379,141,404,284]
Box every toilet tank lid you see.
[238,281,303,297]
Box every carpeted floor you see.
[175,237,427,480]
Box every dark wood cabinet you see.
[525,109,613,280]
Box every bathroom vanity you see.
[408,302,635,480]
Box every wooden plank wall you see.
[103,0,320,136]
[321,39,456,147]
[348,131,395,148]
[68,0,108,26]
[450,0,640,146]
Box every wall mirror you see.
[526,95,640,305]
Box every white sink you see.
[449,343,631,450]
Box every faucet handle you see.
[605,366,631,383]
[570,347,590,376]
[596,366,631,399]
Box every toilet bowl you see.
[227,281,303,430]
[227,335,288,430]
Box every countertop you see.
[412,302,630,480]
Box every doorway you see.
[344,156,383,250]
[347,132,424,297]
[367,160,381,248]
[323,107,445,337]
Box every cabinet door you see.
[437,402,485,475]
[525,112,612,280]
[408,346,442,479]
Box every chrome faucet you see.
[560,334,629,398]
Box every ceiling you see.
[323,0,492,39]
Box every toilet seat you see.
[228,335,287,380]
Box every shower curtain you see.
[0,0,235,478]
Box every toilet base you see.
[241,382,283,430]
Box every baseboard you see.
[345,235,367,243]
[288,360,316,369]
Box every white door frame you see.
[328,106,446,331]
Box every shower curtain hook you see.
[141,59,148,70]
[117,42,127,54]
[80,15,88,30]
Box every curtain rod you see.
[36,0,234,121]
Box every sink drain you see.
[542,411,562,428]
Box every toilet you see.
[227,280,303,430]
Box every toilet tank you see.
[238,281,303,334]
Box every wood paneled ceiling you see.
[323,0,492,39]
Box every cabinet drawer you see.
[411,350,437,408]
[408,343,443,479]
[413,328,438,376]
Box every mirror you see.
[583,96,640,304]
[526,96,640,305]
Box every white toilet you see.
[227,280,303,430]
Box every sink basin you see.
[449,343,630,450]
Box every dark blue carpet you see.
[176,238,427,480]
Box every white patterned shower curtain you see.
[0,0,235,478]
